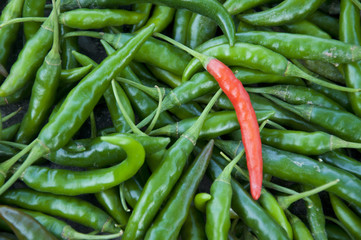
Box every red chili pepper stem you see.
[154,32,263,200]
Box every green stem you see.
[351,0,361,10]
[116,77,167,100]
[145,86,163,134]
[51,0,60,54]
[90,111,97,138]
[2,107,22,122]
[63,30,105,39]
[64,225,123,240]
[0,17,47,29]
[119,183,131,212]
[111,80,146,136]
[277,179,339,209]
[266,120,286,130]
[0,141,26,150]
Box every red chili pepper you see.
[154,33,263,200]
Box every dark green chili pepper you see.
[60,8,146,29]
[23,209,123,240]
[301,185,327,240]
[1,123,20,142]
[131,3,153,32]
[300,60,345,84]
[173,9,192,45]
[147,65,182,88]
[60,0,235,45]
[0,24,156,195]
[286,210,314,240]
[137,5,175,33]
[60,65,92,85]
[318,150,361,179]
[123,175,144,209]
[239,0,325,26]
[215,139,361,208]
[22,0,46,40]
[186,13,217,49]
[223,0,272,15]
[307,10,339,38]
[247,85,345,111]
[15,1,61,144]
[0,144,17,161]
[330,193,361,239]
[122,89,222,240]
[258,189,293,239]
[282,20,332,39]
[0,188,121,233]
[0,2,58,97]
[145,140,214,239]
[260,128,361,155]
[340,0,361,118]
[66,31,191,76]
[0,205,57,240]
[0,81,32,106]
[95,187,130,228]
[180,205,206,240]
[129,61,159,85]
[150,110,274,139]
[60,25,79,69]
[264,94,361,143]
[325,222,351,240]
[0,0,24,82]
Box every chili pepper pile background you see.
[2,0,361,239]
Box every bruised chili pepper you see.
[154,33,262,200]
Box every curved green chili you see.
[131,3,153,32]
[137,5,175,33]
[286,210,314,240]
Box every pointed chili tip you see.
[251,185,262,200]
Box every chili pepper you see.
[15,0,61,144]
[180,205,206,240]
[0,24,155,195]
[194,192,212,213]
[1,123,20,141]
[325,222,352,240]
[247,85,345,111]
[318,150,361,179]
[223,0,272,15]
[0,82,32,106]
[145,140,214,239]
[60,25,79,69]
[22,0,46,40]
[145,148,166,172]
[307,10,339,38]
[61,0,235,45]
[122,89,222,240]
[260,128,361,155]
[131,3,153,32]
[155,33,263,200]
[123,175,145,209]
[137,5,175,33]
[0,188,121,233]
[0,205,58,240]
[239,0,324,26]
[301,184,327,240]
[330,193,361,239]
[286,210,314,240]
[66,31,191,76]
[0,2,59,97]
[60,8,146,29]
[182,42,356,92]
[340,0,361,118]
[264,94,361,143]
[150,110,274,139]
[95,187,130,228]
[258,189,293,239]
[301,60,345,84]
[23,209,123,240]
[0,0,24,82]
[186,13,217,49]
[173,9,192,45]
[283,20,332,39]
[206,158,289,240]
[215,139,361,208]
[60,65,92,85]
[129,61,159,85]
[0,144,17,161]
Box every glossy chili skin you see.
[173,9,192,45]
[215,139,361,208]
[1,123,20,141]
[22,0,46,40]
[325,222,351,240]
[206,158,289,240]
[123,174,145,209]
[60,65,92,85]
[95,187,130,228]
[180,205,206,240]
[60,8,145,29]
[60,25,79,70]
[330,193,361,239]
[150,110,274,139]
[282,20,332,39]
[0,188,121,233]
[340,0,361,117]
[240,0,324,26]
[301,60,345,84]
[131,3,153,32]
[61,0,235,45]
[138,5,175,33]
[0,0,24,82]
[223,0,272,15]
[287,211,314,240]
[307,10,339,38]
[0,205,57,240]
[187,13,217,49]
[145,140,213,240]
[319,150,361,178]
[247,84,345,111]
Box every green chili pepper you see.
[325,222,352,240]
[286,210,314,240]
[173,9,192,45]
[0,205,57,240]
[22,0,46,40]
[1,123,20,142]
[137,5,175,33]
[223,0,272,15]
[180,205,206,240]
[131,3,153,32]
[239,0,325,26]
[122,89,222,240]
[60,65,92,85]
[186,13,217,49]
[145,140,214,239]
[307,10,339,38]
[301,60,345,84]
[123,175,144,209]
[282,20,332,39]
[60,25,79,69]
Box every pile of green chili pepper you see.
[2,0,361,239]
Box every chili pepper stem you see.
[0,17,47,29]
[0,141,26,149]
[119,183,131,212]
[145,86,163,134]
[277,179,339,209]
[2,107,22,122]
[0,140,49,195]
[351,0,361,10]
[63,225,123,239]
